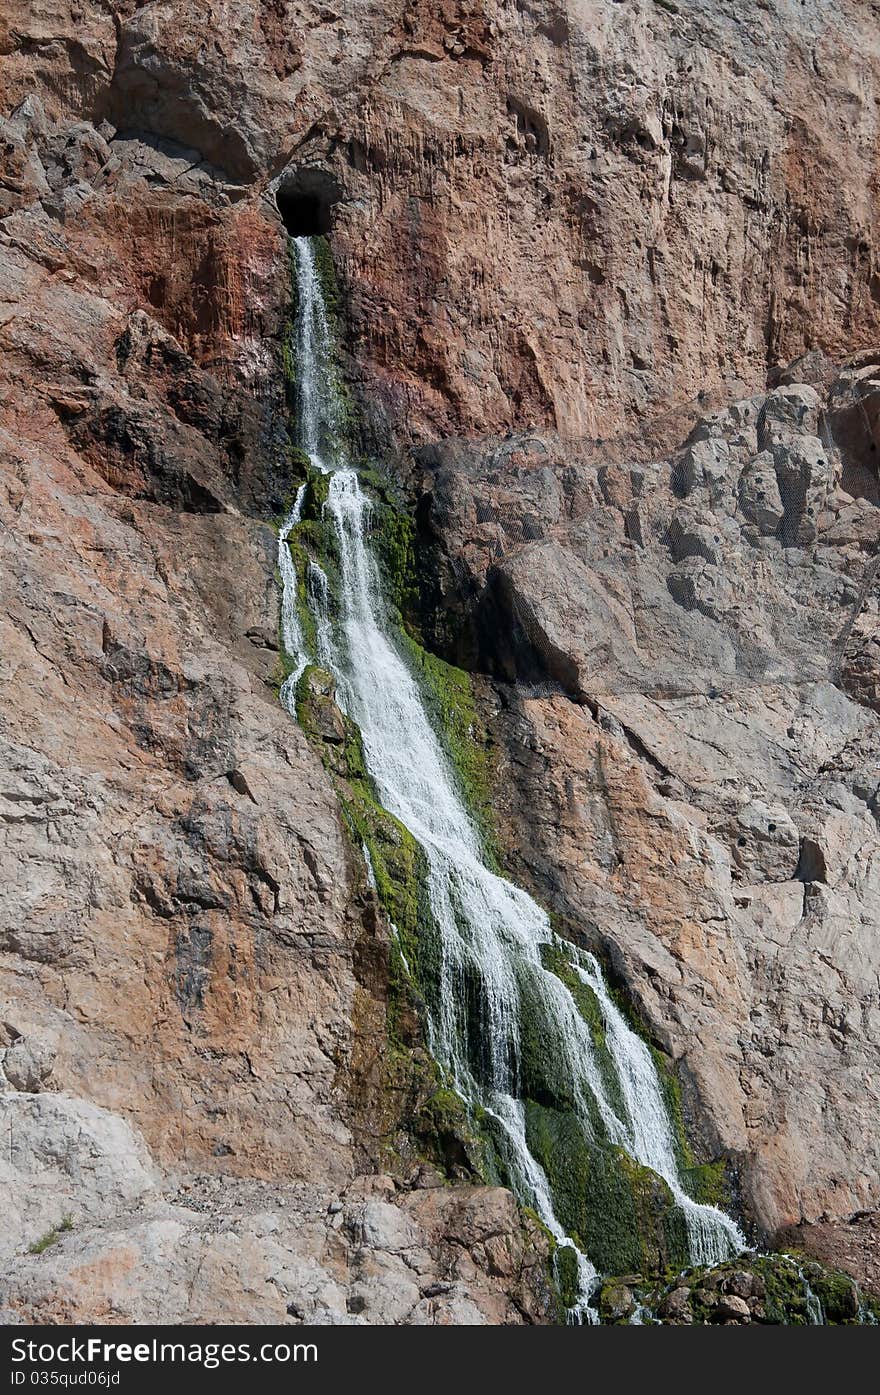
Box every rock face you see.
[4,1,880,442]
[413,370,880,1243]
[0,195,365,1185]
[0,1092,553,1323]
[614,1254,876,1325]
[2,0,880,1319]
[0,48,554,1319]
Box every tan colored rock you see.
[658,1286,693,1324]
[0,1095,554,1324]
[2,0,880,1323]
[716,1293,751,1322]
[0,32,564,1323]
[419,375,880,1240]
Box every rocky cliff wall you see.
[410,366,880,1244]
[1,0,879,1318]
[5,1,879,438]
[0,36,557,1320]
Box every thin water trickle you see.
[277,235,746,1317]
[784,1256,825,1325]
[278,482,308,710]
[308,560,333,667]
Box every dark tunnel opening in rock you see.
[275,168,341,238]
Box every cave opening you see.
[275,167,341,238]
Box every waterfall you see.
[308,561,333,667]
[785,1257,825,1325]
[277,482,308,711]
[572,952,743,1266]
[277,235,745,1318]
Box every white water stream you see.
[277,482,308,710]
[278,236,745,1318]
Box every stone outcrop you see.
[608,1254,877,1325]
[412,367,880,1246]
[2,0,879,1318]
[0,123,556,1320]
[4,1,880,442]
[0,1091,554,1324]
[0,9,561,1322]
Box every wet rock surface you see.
[601,1253,879,1325]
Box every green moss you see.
[395,629,499,860]
[516,965,595,1124]
[282,540,317,657]
[752,1256,813,1325]
[808,1264,861,1323]
[682,1159,727,1208]
[372,500,420,622]
[518,1103,585,1249]
[533,942,626,1123]
[293,661,497,1179]
[616,1250,880,1326]
[413,1086,499,1180]
[521,1100,690,1277]
[510,942,691,1277]
[28,1216,73,1256]
[300,467,330,521]
[553,1242,582,1312]
[620,1149,690,1274]
[539,943,606,1045]
[544,932,736,1216]
[312,235,342,320]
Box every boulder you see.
[737,452,785,534]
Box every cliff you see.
[1,0,878,1321]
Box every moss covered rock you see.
[295,666,346,748]
[618,1251,880,1325]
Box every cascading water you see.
[308,561,333,667]
[572,951,743,1266]
[785,1257,825,1325]
[277,482,308,711]
[277,235,746,1319]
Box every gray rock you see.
[0,1093,159,1261]
[758,385,821,447]
[715,1293,752,1322]
[725,1269,766,1300]
[658,1286,693,1323]
[423,363,880,1245]
[737,452,785,534]
[603,1282,635,1321]
[667,557,733,621]
[2,1038,54,1092]
[677,437,731,501]
[771,436,834,544]
[667,511,725,565]
[726,800,801,882]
